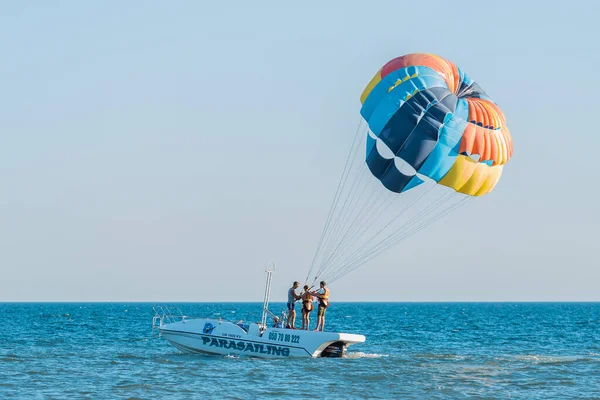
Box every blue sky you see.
[1,0,599,301]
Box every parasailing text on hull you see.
[201,336,291,356]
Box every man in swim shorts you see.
[286,281,301,329]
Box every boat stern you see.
[310,332,366,358]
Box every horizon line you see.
[2,300,600,304]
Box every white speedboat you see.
[152,265,366,358]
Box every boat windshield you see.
[236,322,249,333]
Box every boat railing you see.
[152,305,187,337]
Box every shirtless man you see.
[286,281,301,329]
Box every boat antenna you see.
[260,260,275,330]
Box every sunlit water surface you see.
[1,302,599,399]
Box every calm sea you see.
[1,302,599,399]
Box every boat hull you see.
[157,318,365,359]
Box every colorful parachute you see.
[306,53,513,286]
[360,53,513,197]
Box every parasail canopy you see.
[361,53,513,197]
[305,53,514,287]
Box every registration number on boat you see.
[268,332,300,344]
[222,333,242,339]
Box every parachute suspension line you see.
[331,195,473,284]
[318,179,389,271]
[305,118,366,284]
[307,124,389,286]
[307,123,476,286]
[309,162,470,287]
[317,157,371,268]
[314,180,432,282]
[312,177,383,283]
[326,194,473,285]
[316,158,379,271]
[377,195,472,257]
[326,189,458,278]
[318,185,466,285]
[314,181,439,284]
[312,135,371,279]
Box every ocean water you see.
[1,302,599,399]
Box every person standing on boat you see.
[286,281,301,329]
[312,281,330,331]
[300,285,314,330]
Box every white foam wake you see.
[345,352,388,359]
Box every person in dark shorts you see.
[286,281,301,329]
[312,281,330,331]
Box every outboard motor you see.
[320,341,347,358]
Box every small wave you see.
[345,352,388,359]
[506,355,595,365]
[116,354,146,360]
[414,353,467,361]
[0,355,24,363]
[113,383,153,390]
[26,370,50,376]
[153,357,175,364]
